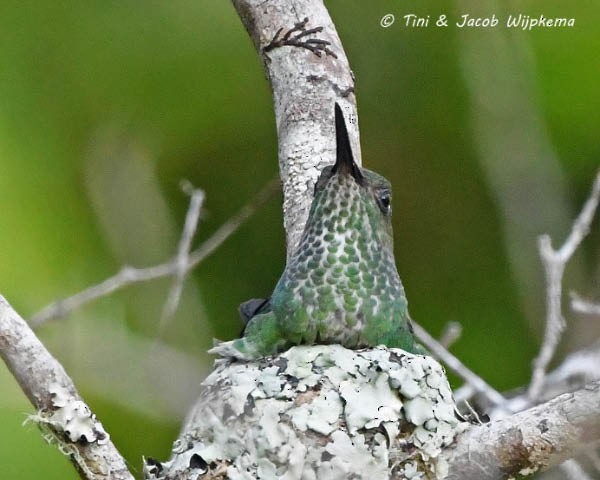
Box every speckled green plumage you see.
[211,104,421,359]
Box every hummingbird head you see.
[309,104,395,252]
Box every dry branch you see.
[570,292,600,316]
[160,183,205,328]
[444,381,600,480]
[529,170,600,400]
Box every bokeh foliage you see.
[0,1,598,478]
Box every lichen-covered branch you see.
[0,295,134,480]
[232,0,359,258]
[444,381,600,480]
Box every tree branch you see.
[0,295,134,480]
[159,182,205,329]
[570,291,600,316]
[529,170,600,400]
[444,381,600,480]
[232,0,358,258]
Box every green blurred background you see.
[0,0,598,477]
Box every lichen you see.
[145,345,468,480]
[23,385,112,479]
[28,385,109,446]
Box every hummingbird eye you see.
[376,191,391,214]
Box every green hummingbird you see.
[211,103,422,360]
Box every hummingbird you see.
[210,103,422,360]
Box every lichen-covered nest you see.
[145,345,468,480]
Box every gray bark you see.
[444,381,600,480]
[0,296,133,480]
[232,0,360,259]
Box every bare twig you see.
[452,383,476,405]
[31,263,174,327]
[529,170,600,400]
[439,321,463,349]
[561,459,594,480]
[586,449,600,473]
[468,343,600,421]
[0,295,134,480]
[570,291,600,316]
[186,177,279,267]
[412,320,506,406]
[31,179,279,327]
[159,183,205,330]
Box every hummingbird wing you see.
[239,297,271,326]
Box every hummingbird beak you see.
[333,103,364,184]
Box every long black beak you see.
[333,103,363,183]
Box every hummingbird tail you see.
[208,338,257,360]
[209,312,285,360]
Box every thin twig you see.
[570,291,600,316]
[159,183,205,330]
[473,342,600,420]
[439,321,463,349]
[0,295,134,479]
[187,177,280,267]
[586,449,600,474]
[30,263,174,327]
[561,459,594,480]
[31,178,279,327]
[528,170,600,400]
[412,320,505,406]
[452,383,475,404]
